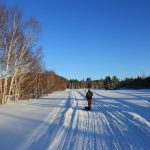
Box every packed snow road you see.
[0,89,150,150]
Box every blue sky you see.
[2,0,150,80]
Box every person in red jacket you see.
[85,89,93,110]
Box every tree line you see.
[120,76,150,89]
[0,3,67,104]
[68,75,150,90]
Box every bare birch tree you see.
[0,3,43,103]
[0,3,68,104]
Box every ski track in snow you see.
[0,89,150,150]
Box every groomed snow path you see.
[0,89,150,150]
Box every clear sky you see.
[2,0,150,80]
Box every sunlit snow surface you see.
[0,89,150,150]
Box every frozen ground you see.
[0,89,150,150]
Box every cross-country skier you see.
[85,89,93,110]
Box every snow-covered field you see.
[0,89,150,150]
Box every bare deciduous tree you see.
[0,3,43,103]
[0,3,68,104]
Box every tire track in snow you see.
[94,90,150,131]
[91,90,130,149]
[48,90,81,150]
[79,92,109,150]
[66,90,97,150]
[76,90,118,150]
[67,90,90,150]
[93,90,150,150]
[68,90,150,150]
[78,90,142,149]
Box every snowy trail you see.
[0,89,150,150]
